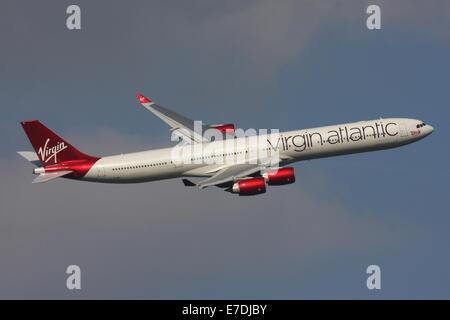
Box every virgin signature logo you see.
[411,130,421,136]
[38,138,67,163]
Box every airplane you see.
[18,94,434,196]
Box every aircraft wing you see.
[196,163,263,189]
[137,94,234,144]
[32,170,73,184]
[185,153,289,189]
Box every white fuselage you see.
[82,118,433,183]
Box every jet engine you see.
[262,167,295,185]
[210,124,235,134]
[231,177,266,196]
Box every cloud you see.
[0,0,443,299]
[1,0,450,127]
[0,129,419,298]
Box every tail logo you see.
[38,138,68,163]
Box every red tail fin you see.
[21,120,98,165]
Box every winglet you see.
[182,179,196,187]
[137,94,153,104]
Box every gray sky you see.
[1,0,449,298]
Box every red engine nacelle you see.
[210,124,235,134]
[231,177,266,196]
[262,167,295,185]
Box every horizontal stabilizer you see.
[18,151,41,166]
[32,170,73,184]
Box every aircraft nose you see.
[425,124,434,136]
